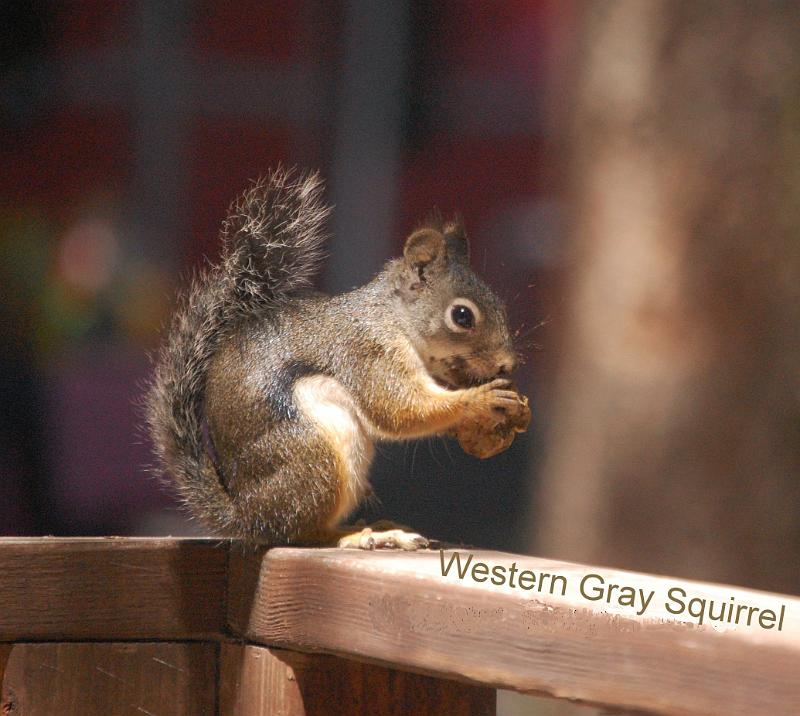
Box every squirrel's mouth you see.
[432,369,495,392]
[426,351,498,391]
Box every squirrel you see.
[145,167,529,550]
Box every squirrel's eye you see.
[452,305,474,329]
[445,298,481,332]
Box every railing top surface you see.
[1,537,797,716]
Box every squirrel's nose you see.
[496,352,518,376]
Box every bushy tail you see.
[144,168,329,536]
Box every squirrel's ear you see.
[403,227,446,276]
[443,220,469,264]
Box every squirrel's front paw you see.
[338,527,429,551]
[467,378,520,422]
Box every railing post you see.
[219,643,496,716]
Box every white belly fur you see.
[293,375,374,526]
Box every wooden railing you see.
[0,538,797,715]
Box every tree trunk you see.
[536,0,800,595]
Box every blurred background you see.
[1,2,799,713]
[0,0,559,546]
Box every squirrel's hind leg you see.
[292,373,374,524]
[291,374,429,551]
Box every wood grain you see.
[228,547,800,716]
[219,642,495,715]
[0,645,10,691]
[0,537,227,640]
[1,641,217,715]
